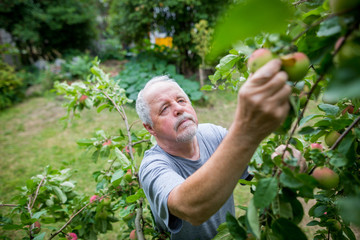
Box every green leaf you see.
[114,147,131,167]
[317,17,341,37]
[318,104,339,116]
[247,198,260,239]
[126,189,145,203]
[213,222,234,240]
[33,232,46,240]
[111,169,124,186]
[53,186,67,203]
[76,138,95,146]
[210,0,293,58]
[253,177,278,208]
[279,171,303,189]
[272,218,307,240]
[32,210,47,219]
[216,54,240,75]
[226,213,247,240]
[307,220,320,226]
[238,179,252,185]
[299,114,322,127]
[200,84,213,91]
[97,103,110,113]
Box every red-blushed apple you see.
[79,95,88,104]
[329,0,360,13]
[90,195,98,203]
[325,131,341,147]
[311,143,323,151]
[311,167,339,189]
[280,52,310,82]
[102,197,111,206]
[130,229,137,239]
[67,232,78,240]
[102,139,112,146]
[33,221,41,234]
[247,48,275,73]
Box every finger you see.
[259,71,288,97]
[268,84,292,104]
[250,59,282,85]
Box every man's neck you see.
[157,136,200,160]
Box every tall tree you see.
[0,0,98,64]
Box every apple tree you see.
[203,0,360,239]
[0,60,167,240]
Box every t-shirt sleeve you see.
[139,155,184,233]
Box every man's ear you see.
[143,123,156,136]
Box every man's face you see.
[143,82,198,143]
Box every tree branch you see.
[330,115,360,150]
[48,201,93,240]
[135,198,145,240]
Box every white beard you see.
[176,121,198,142]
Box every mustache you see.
[174,112,196,131]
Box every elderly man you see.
[136,59,291,239]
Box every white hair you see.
[136,75,189,127]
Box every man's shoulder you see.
[197,123,227,139]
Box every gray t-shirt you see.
[139,123,250,240]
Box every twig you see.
[330,115,360,150]
[30,177,46,210]
[135,198,145,240]
[129,120,142,131]
[48,201,93,240]
[120,105,135,165]
[102,91,126,120]
[292,0,308,6]
[0,204,18,207]
[132,139,150,146]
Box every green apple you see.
[247,48,275,73]
[312,167,339,189]
[280,52,310,82]
[325,131,341,147]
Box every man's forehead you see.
[144,81,185,101]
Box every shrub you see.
[0,60,24,109]
[115,52,204,102]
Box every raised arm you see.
[167,59,291,225]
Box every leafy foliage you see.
[0,60,25,109]
[0,0,98,64]
[115,52,204,101]
[207,0,360,239]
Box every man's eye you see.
[161,106,168,113]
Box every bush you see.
[61,55,93,81]
[115,52,204,102]
[0,60,25,109]
[96,38,127,61]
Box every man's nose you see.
[173,102,185,116]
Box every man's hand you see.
[234,59,292,145]
[271,144,308,173]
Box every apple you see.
[322,92,339,105]
[311,143,323,151]
[130,229,137,240]
[327,219,342,231]
[79,95,88,104]
[102,139,112,146]
[90,195,98,203]
[67,232,78,240]
[311,167,339,189]
[124,169,133,182]
[329,0,360,13]
[247,48,275,73]
[102,197,111,206]
[280,52,310,82]
[32,221,41,234]
[325,131,341,147]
